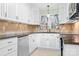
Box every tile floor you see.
[31,48,61,56]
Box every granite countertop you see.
[0,31,31,39]
[60,32,79,35]
[1,31,79,39]
[0,31,60,39]
[64,39,79,45]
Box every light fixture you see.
[47,5,50,17]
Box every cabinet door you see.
[64,44,79,56]
[29,36,32,53]
[58,4,69,24]
[39,34,49,48]
[48,34,60,49]
[7,3,16,19]
[33,8,40,24]
[40,38,48,48]
[29,35,35,53]
[0,3,7,17]
[29,34,41,53]
[30,5,40,25]
[16,3,31,23]
[0,4,2,17]
[34,34,41,47]
[0,37,17,56]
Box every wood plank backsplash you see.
[59,21,79,33]
[0,20,38,32]
[59,21,79,42]
[59,24,73,33]
[73,22,79,32]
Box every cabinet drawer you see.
[5,51,17,56]
[0,45,17,56]
[0,37,17,49]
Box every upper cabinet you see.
[16,3,28,23]
[58,3,69,24]
[0,3,40,25]
[0,3,7,17]
[7,3,17,19]
[28,4,40,25]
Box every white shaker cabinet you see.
[39,34,49,48]
[29,34,41,54]
[0,4,2,17]
[40,37,49,48]
[29,34,38,54]
[58,3,69,24]
[29,33,60,54]
[0,3,7,17]
[16,3,31,23]
[64,44,79,56]
[0,3,40,25]
[0,37,17,56]
[29,5,40,25]
[7,3,17,19]
[48,34,60,49]
[0,3,18,22]
[39,34,60,49]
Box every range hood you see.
[69,3,79,20]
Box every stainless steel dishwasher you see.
[18,36,29,56]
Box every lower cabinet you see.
[29,33,60,54]
[29,34,38,54]
[0,33,60,56]
[63,44,79,56]
[0,37,17,56]
[39,34,60,50]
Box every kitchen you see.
[0,3,79,56]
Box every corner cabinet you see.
[58,3,69,24]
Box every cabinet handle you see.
[33,40,35,42]
[8,48,12,51]
[46,39,48,41]
[5,12,7,17]
[57,37,59,39]
[8,41,12,43]
[16,16,19,19]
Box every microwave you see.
[69,3,79,19]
